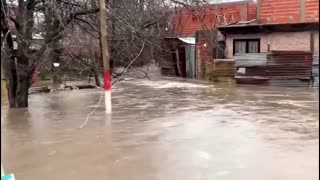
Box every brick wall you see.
[305,0,319,22]
[173,1,257,37]
[270,32,311,51]
[260,0,319,24]
[195,30,235,81]
[196,41,217,80]
[225,31,319,58]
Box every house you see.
[160,37,196,78]
[218,0,319,58]
[172,0,257,37]
[162,0,257,79]
[217,0,319,87]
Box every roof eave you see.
[218,22,319,34]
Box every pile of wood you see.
[208,59,235,83]
[212,59,235,77]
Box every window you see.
[233,39,260,55]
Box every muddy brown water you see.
[1,78,319,180]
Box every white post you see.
[105,90,112,114]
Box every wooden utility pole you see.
[99,0,112,114]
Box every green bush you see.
[41,73,53,81]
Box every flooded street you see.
[1,78,319,180]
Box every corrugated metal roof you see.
[178,37,195,44]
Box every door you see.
[185,45,195,78]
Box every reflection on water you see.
[1,78,319,180]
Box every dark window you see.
[233,39,260,55]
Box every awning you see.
[178,37,195,45]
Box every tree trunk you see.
[4,55,31,108]
[1,0,33,108]
[1,30,29,107]
[15,52,31,108]
[15,70,29,108]
[92,68,101,87]
[52,69,63,89]
[51,43,63,89]
[90,37,101,87]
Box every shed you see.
[161,37,196,79]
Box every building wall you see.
[305,0,319,22]
[314,31,319,51]
[260,0,319,24]
[173,1,257,37]
[225,31,319,58]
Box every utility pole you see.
[99,0,112,114]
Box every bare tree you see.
[1,0,99,108]
[1,0,218,108]
[60,0,174,80]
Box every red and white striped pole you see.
[99,0,112,114]
[104,70,112,113]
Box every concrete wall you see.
[225,31,319,59]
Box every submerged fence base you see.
[234,51,317,87]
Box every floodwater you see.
[1,78,319,180]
